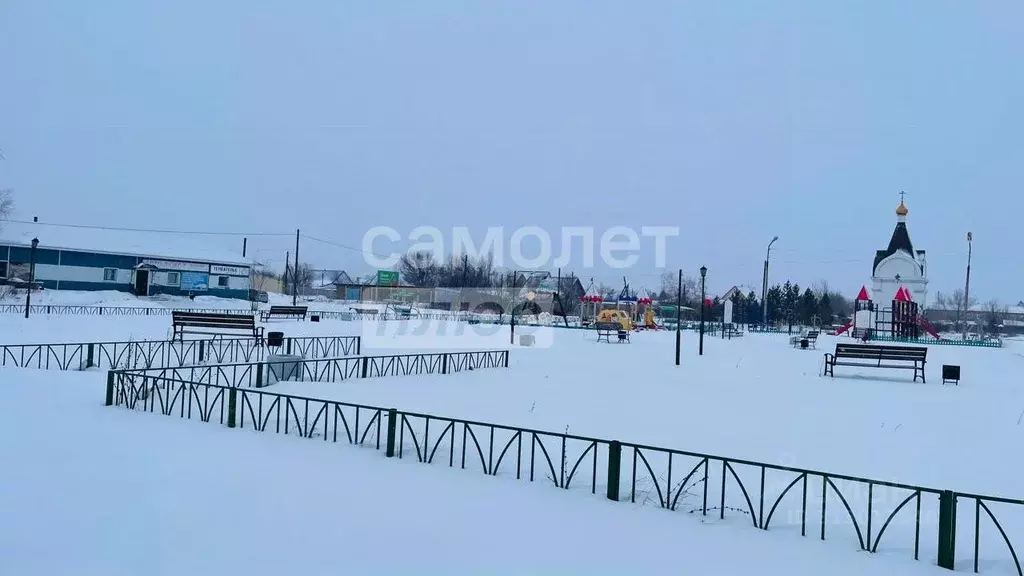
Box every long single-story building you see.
[0,221,252,300]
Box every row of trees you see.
[650,272,853,327]
[932,289,1014,334]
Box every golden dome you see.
[896,201,908,216]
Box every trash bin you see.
[267,331,285,348]
[265,354,303,386]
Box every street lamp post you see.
[962,232,973,339]
[674,269,682,366]
[509,272,518,345]
[24,238,39,319]
[762,236,778,327]
[699,265,707,356]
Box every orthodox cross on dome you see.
[899,190,906,203]
[895,274,901,282]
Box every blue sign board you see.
[181,272,209,291]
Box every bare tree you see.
[294,263,315,289]
[811,279,851,318]
[283,261,316,292]
[940,288,978,333]
[0,189,12,223]
[985,299,1006,335]
[398,251,440,287]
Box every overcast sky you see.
[1,1,1020,300]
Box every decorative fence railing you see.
[866,334,1003,348]
[109,349,510,391]
[106,367,1023,575]
[747,325,800,334]
[0,335,361,372]
[0,303,464,321]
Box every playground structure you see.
[635,287,662,329]
[579,280,602,327]
[596,308,633,331]
[834,285,939,340]
[601,278,638,320]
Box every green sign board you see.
[377,270,399,286]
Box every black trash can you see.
[267,331,285,348]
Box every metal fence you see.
[106,366,1024,575]
[866,334,1003,348]
[109,349,509,391]
[0,303,463,321]
[0,335,361,371]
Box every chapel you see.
[871,195,928,306]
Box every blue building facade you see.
[0,244,251,300]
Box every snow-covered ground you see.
[3,292,1024,573]
[0,370,944,576]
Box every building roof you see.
[520,274,584,296]
[311,269,352,288]
[873,221,916,274]
[0,221,250,266]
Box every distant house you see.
[251,271,283,294]
[519,274,585,313]
[0,221,252,300]
[301,269,353,298]
[722,286,744,302]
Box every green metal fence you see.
[866,334,1003,348]
[106,364,1024,574]
[0,335,362,372]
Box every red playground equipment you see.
[833,285,939,340]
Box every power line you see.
[4,218,293,237]
[301,234,391,260]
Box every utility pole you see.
[293,229,300,306]
[242,237,247,258]
[962,232,972,339]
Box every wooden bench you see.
[824,343,927,382]
[723,324,744,338]
[595,322,630,343]
[172,311,264,342]
[790,330,820,349]
[259,305,308,321]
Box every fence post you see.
[86,344,95,369]
[503,350,509,368]
[385,408,398,457]
[104,371,115,406]
[606,441,622,501]
[255,363,265,388]
[937,490,957,569]
[286,338,292,355]
[361,357,369,378]
[227,388,237,428]
[442,354,448,375]
[198,340,205,362]
[356,337,361,355]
